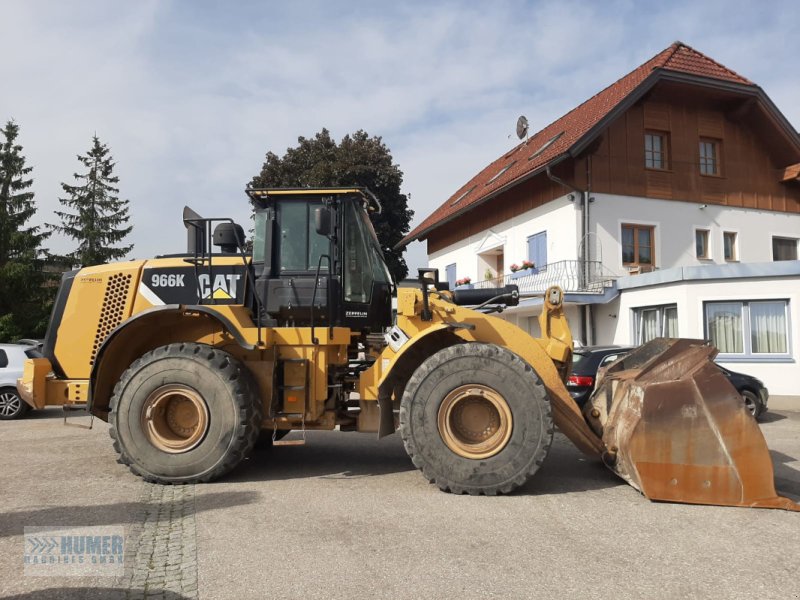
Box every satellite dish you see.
[516,115,529,141]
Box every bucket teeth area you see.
[586,338,799,511]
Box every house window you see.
[723,231,738,261]
[773,236,798,261]
[634,304,678,344]
[699,138,721,176]
[621,224,655,266]
[695,229,710,259]
[705,300,789,357]
[645,132,669,170]
[527,231,547,268]
[445,263,457,289]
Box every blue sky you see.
[2,0,798,270]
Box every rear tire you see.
[399,343,553,495]
[109,343,262,483]
[741,390,762,419]
[0,388,29,420]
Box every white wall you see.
[591,194,800,273]
[500,304,584,343]
[600,276,800,395]
[428,194,578,283]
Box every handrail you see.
[183,216,263,346]
[468,260,619,296]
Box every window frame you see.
[621,223,656,267]
[772,236,799,261]
[632,304,678,345]
[644,130,670,171]
[695,228,711,260]
[699,138,722,177]
[723,230,738,262]
[703,299,792,361]
[486,160,516,186]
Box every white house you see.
[398,42,800,397]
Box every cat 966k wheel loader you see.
[17,188,798,508]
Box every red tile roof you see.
[400,42,755,247]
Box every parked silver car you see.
[0,344,38,420]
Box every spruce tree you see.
[51,136,133,267]
[0,120,51,341]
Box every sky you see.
[2,0,799,272]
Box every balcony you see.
[471,260,619,295]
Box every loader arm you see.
[368,285,605,456]
[374,284,798,510]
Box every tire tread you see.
[109,343,262,484]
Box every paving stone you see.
[114,483,199,599]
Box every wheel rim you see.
[743,394,756,416]
[438,384,513,459]
[0,392,21,417]
[141,384,209,453]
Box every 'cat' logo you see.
[198,274,241,300]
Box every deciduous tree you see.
[250,129,413,280]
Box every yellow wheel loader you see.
[17,188,798,508]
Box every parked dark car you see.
[716,365,769,418]
[568,345,769,419]
[567,345,633,408]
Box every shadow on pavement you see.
[225,430,625,497]
[23,408,87,421]
[516,437,625,496]
[770,449,800,499]
[225,431,414,484]
[759,411,787,423]
[4,588,190,600]
[0,491,260,539]
[771,450,798,465]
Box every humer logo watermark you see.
[24,526,125,577]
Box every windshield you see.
[343,200,392,303]
[359,208,392,285]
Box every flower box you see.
[510,267,537,280]
[455,283,474,290]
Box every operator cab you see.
[247,188,394,333]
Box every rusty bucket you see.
[584,338,798,511]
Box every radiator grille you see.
[90,273,132,366]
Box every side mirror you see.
[315,206,332,236]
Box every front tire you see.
[741,390,762,419]
[0,388,29,420]
[399,343,553,495]
[109,343,262,483]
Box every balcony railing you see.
[470,260,619,296]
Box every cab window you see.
[277,201,329,272]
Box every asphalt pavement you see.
[1,407,799,599]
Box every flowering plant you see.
[455,276,471,286]
[510,260,535,272]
